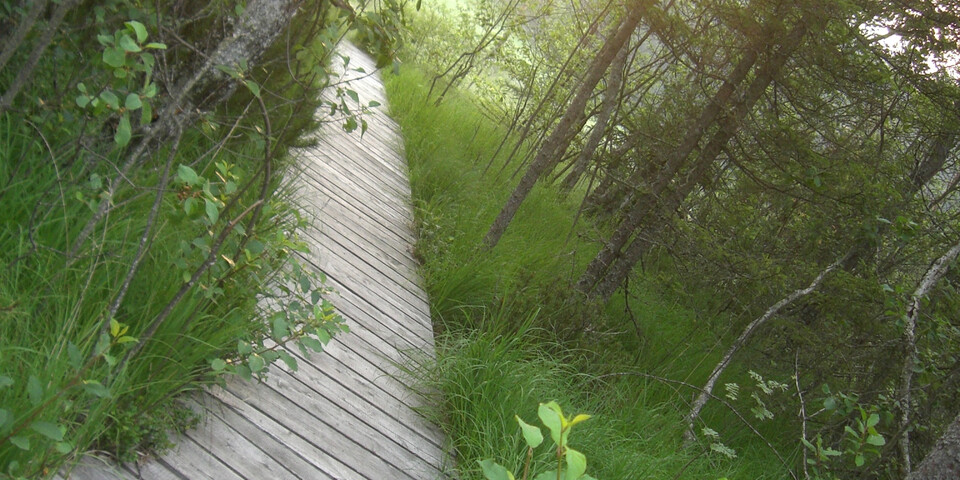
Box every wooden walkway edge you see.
[59,42,451,480]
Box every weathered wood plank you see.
[225,376,415,480]
[180,398,302,479]
[208,385,347,479]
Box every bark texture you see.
[68,0,302,258]
[900,240,960,476]
[560,38,630,194]
[906,413,960,480]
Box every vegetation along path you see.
[59,41,450,480]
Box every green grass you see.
[0,8,340,475]
[385,66,800,479]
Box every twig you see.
[99,125,183,343]
[118,200,263,370]
[795,351,810,480]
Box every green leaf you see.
[55,441,73,454]
[316,327,331,345]
[244,80,261,98]
[538,401,563,445]
[211,358,227,371]
[246,239,265,255]
[145,42,167,50]
[368,100,381,107]
[26,376,43,406]
[0,376,12,389]
[0,408,10,427]
[516,415,543,448]
[205,198,219,224]
[178,165,200,186]
[143,82,158,98]
[346,89,359,103]
[823,397,837,411]
[301,336,324,353]
[822,447,842,457]
[10,436,30,451]
[99,90,120,110]
[94,332,110,356]
[248,354,265,373]
[866,413,880,429]
[76,95,91,108]
[103,47,126,68]
[261,351,279,364]
[569,413,591,427]
[478,459,514,480]
[118,34,141,53]
[237,340,253,356]
[854,453,864,467]
[125,93,142,110]
[565,448,587,480]
[81,380,111,398]
[272,315,289,339]
[344,116,357,132]
[277,350,298,371]
[115,112,131,147]
[125,20,148,43]
[532,471,558,480]
[866,434,886,446]
[31,421,64,441]
[235,364,252,381]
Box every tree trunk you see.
[0,0,79,113]
[560,37,631,194]
[590,17,811,299]
[900,239,960,476]
[0,0,48,73]
[906,413,960,480]
[843,100,959,271]
[482,2,648,248]
[68,0,302,258]
[682,257,843,444]
[575,32,763,295]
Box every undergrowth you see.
[386,66,799,479]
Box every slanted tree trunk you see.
[483,1,648,248]
[899,239,960,476]
[0,0,48,72]
[559,38,631,195]
[0,0,80,112]
[682,257,843,444]
[589,17,810,299]
[575,31,763,295]
[906,413,960,480]
[68,0,302,258]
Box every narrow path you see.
[60,42,450,480]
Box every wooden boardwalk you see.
[60,42,450,480]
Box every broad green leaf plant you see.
[480,401,596,480]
